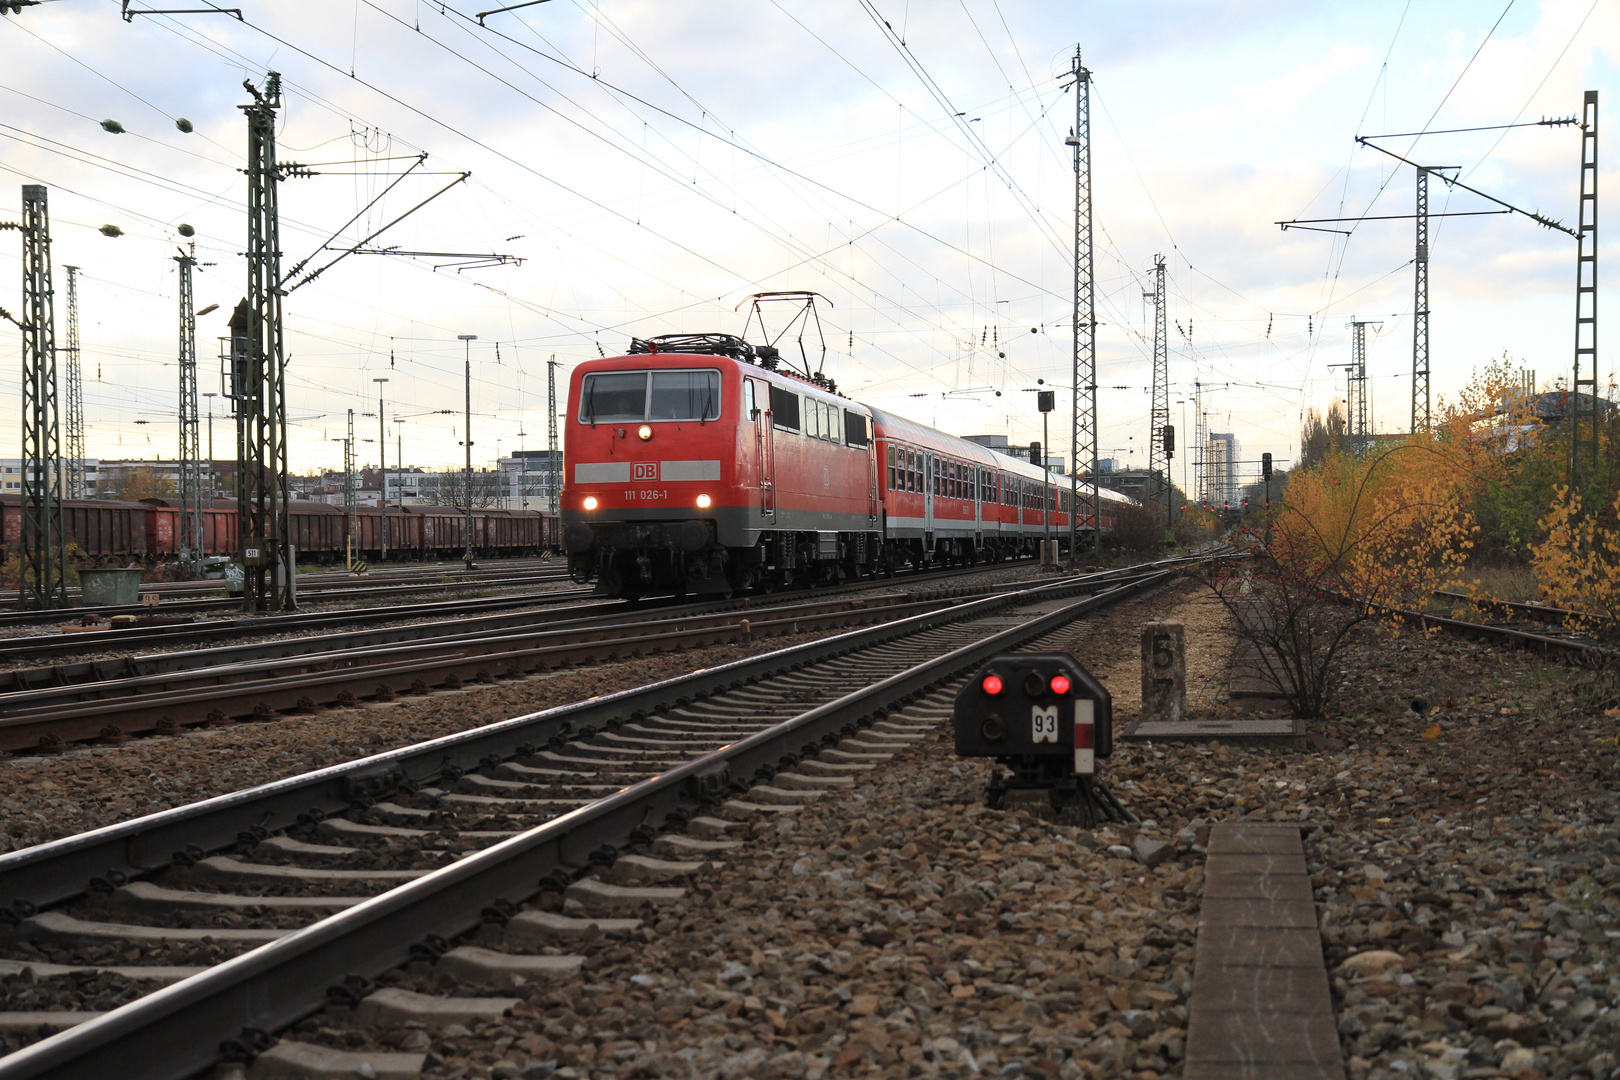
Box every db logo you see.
[632,462,658,480]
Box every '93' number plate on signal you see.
[1032,705,1059,743]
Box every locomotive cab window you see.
[580,368,721,423]
[744,379,757,420]
[649,370,720,421]
[770,385,800,432]
[579,371,648,423]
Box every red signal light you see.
[1050,674,1072,695]
[981,674,1003,695]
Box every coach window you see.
[887,446,896,489]
[844,411,869,449]
[769,385,800,432]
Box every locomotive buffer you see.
[954,653,1131,821]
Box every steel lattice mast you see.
[547,356,560,513]
[63,264,86,500]
[1347,319,1379,455]
[12,187,66,608]
[343,408,357,562]
[240,72,294,612]
[1193,378,1209,506]
[1065,45,1098,565]
[1146,254,1169,522]
[1572,90,1599,484]
[1412,167,1431,433]
[176,243,203,566]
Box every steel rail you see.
[0,570,1171,1080]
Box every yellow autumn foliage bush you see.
[1532,488,1620,630]
[1269,358,1540,607]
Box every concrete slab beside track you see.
[1185,821,1343,1080]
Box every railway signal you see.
[954,652,1114,816]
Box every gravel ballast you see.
[8,573,1619,1080]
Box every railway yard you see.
[0,558,1612,1080]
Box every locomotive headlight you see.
[696,493,712,509]
[583,496,598,511]
[637,424,653,441]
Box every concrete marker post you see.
[1141,621,1186,723]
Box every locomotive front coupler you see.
[954,652,1134,825]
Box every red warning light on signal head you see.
[1050,674,1072,696]
[981,674,1004,695]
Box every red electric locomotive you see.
[561,334,1138,598]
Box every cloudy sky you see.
[0,0,1614,492]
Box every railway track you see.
[0,575,576,631]
[0,557,565,609]
[0,580,1036,753]
[0,556,1050,665]
[0,588,601,664]
[0,570,1164,757]
[1376,594,1615,660]
[0,565,1172,1078]
[0,559,1203,755]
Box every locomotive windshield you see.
[580,369,720,423]
[650,370,719,421]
